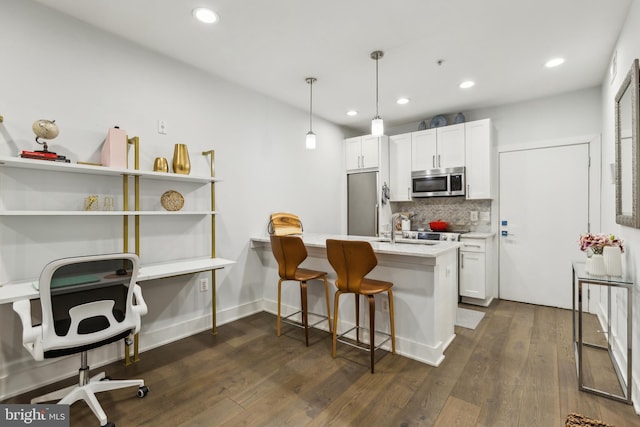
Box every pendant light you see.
[371,50,384,136]
[305,77,317,150]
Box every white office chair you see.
[13,253,149,427]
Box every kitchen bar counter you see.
[250,233,460,367]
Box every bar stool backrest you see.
[270,235,308,279]
[326,239,377,293]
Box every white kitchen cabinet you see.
[465,119,493,199]
[459,234,497,307]
[389,133,412,201]
[411,124,465,171]
[345,135,380,171]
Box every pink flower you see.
[578,233,624,253]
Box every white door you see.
[499,143,589,309]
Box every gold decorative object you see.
[84,195,98,211]
[153,157,169,172]
[172,144,191,174]
[160,190,184,211]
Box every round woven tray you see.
[160,190,184,211]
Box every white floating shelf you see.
[0,210,218,216]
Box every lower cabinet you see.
[459,234,497,306]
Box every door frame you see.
[496,134,602,305]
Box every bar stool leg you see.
[355,294,360,344]
[368,295,375,373]
[277,278,284,337]
[332,291,342,358]
[301,281,309,346]
[323,276,333,333]
[388,289,396,354]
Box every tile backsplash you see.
[392,198,492,232]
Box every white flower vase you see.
[585,257,592,274]
[603,246,622,276]
[590,254,606,276]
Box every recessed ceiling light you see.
[396,98,410,105]
[459,81,475,89]
[192,7,219,24]
[347,110,358,116]
[545,57,565,68]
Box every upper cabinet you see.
[389,133,412,201]
[464,119,493,200]
[411,123,465,171]
[345,135,384,172]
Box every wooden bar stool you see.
[326,239,396,373]
[270,235,332,346]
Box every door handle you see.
[407,187,411,199]
[432,155,435,168]
[438,155,441,168]
[460,253,464,268]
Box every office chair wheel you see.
[137,385,149,398]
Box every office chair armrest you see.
[132,284,148,316]
[12,299,41,345]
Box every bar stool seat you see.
[326,239,396,373]
[270,235,332,346]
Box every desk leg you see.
[212,269,217,335]
[134,333,140,362]
[125,341,131,366]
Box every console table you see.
[572,261,633,404]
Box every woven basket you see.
[565,412,613,427]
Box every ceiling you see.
[34,0,632,133]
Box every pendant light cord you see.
[309,79,313,132]
[306,77,316,133]
[375,55,379,117]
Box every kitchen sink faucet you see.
[390,212,408,245]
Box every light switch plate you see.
[480,211,490,222]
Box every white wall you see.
[599,0,640,411]
[0,0,346,399]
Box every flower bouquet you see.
[578,233,624,255]
[578,233,624,276]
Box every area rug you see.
[565,412,613,426]
[455,307,485,330]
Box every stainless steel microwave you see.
[411,167,465,197]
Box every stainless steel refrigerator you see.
[347,171,378,236]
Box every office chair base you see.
[31,371,146,426]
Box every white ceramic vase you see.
[585,257,592,274]
[589,254,606,276]
[603,246,622,276]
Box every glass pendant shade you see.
[371,116,384,136]
[306,131,316,150]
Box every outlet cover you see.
[480,211,490,222]
[470,211,478,221]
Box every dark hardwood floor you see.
[4,300,639,426]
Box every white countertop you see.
[251,233,460,258]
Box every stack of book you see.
[20,150,70,163]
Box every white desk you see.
[0,258,235,304]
